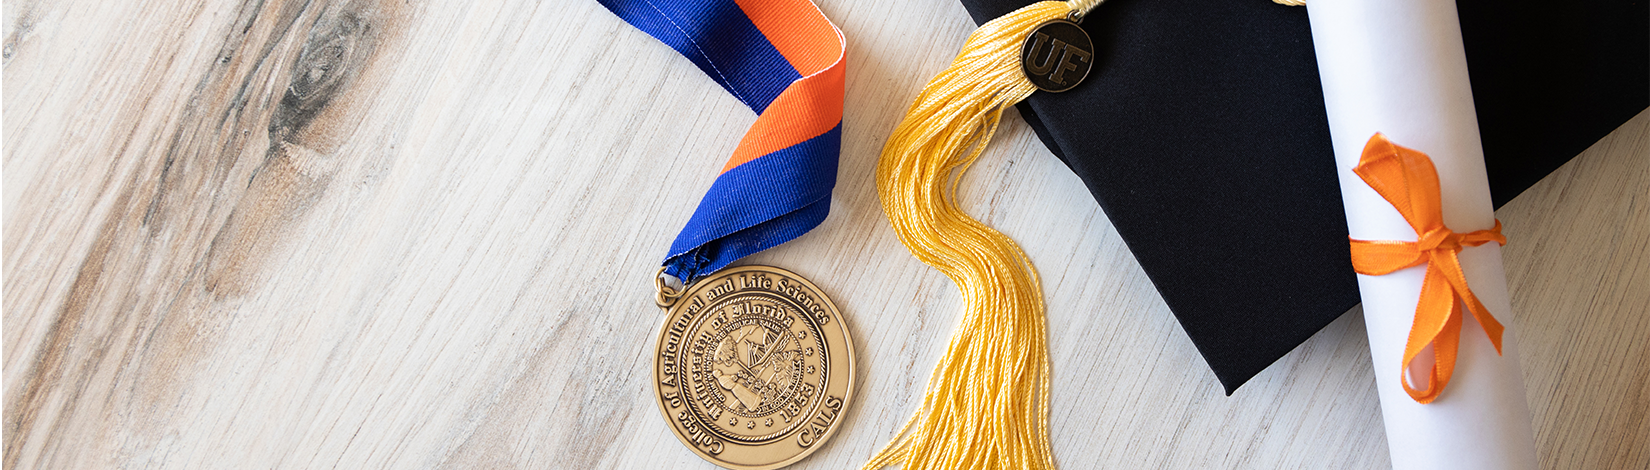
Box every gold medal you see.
[652,265,855,470]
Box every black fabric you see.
[957,0,1649,394]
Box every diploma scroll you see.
[1307,0,1539,469]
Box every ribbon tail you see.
[1407,301,1462,405]
[1401,261,1459,403]
[1434,248,1506,355]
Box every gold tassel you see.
[865,1,1100,469]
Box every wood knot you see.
[271,12,374,140]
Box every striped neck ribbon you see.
[598,0,846,284]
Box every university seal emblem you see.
[653,265,855,470]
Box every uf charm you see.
[1021,19,1094,93]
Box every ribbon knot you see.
[1348,133,1508,404]
[1416,227,1458,252]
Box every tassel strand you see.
[865,2,1086,469]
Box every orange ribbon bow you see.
[1349,133,1507,404]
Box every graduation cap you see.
[946,0,1649,394]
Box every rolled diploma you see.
[1306,0,1539,469]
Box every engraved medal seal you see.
[653,265,855,470]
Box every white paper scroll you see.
[1306,0,1539,469]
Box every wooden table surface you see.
[5,0,1646,468]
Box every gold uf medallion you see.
[1020,18,1094,93]
[653,265,855,470]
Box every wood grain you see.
[4,0,1645,468]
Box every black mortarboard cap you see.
[956,0,1649,393]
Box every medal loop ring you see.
[654,266,684,309]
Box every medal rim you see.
[652,264,857,470]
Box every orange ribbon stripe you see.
[1349,133,1507,404]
